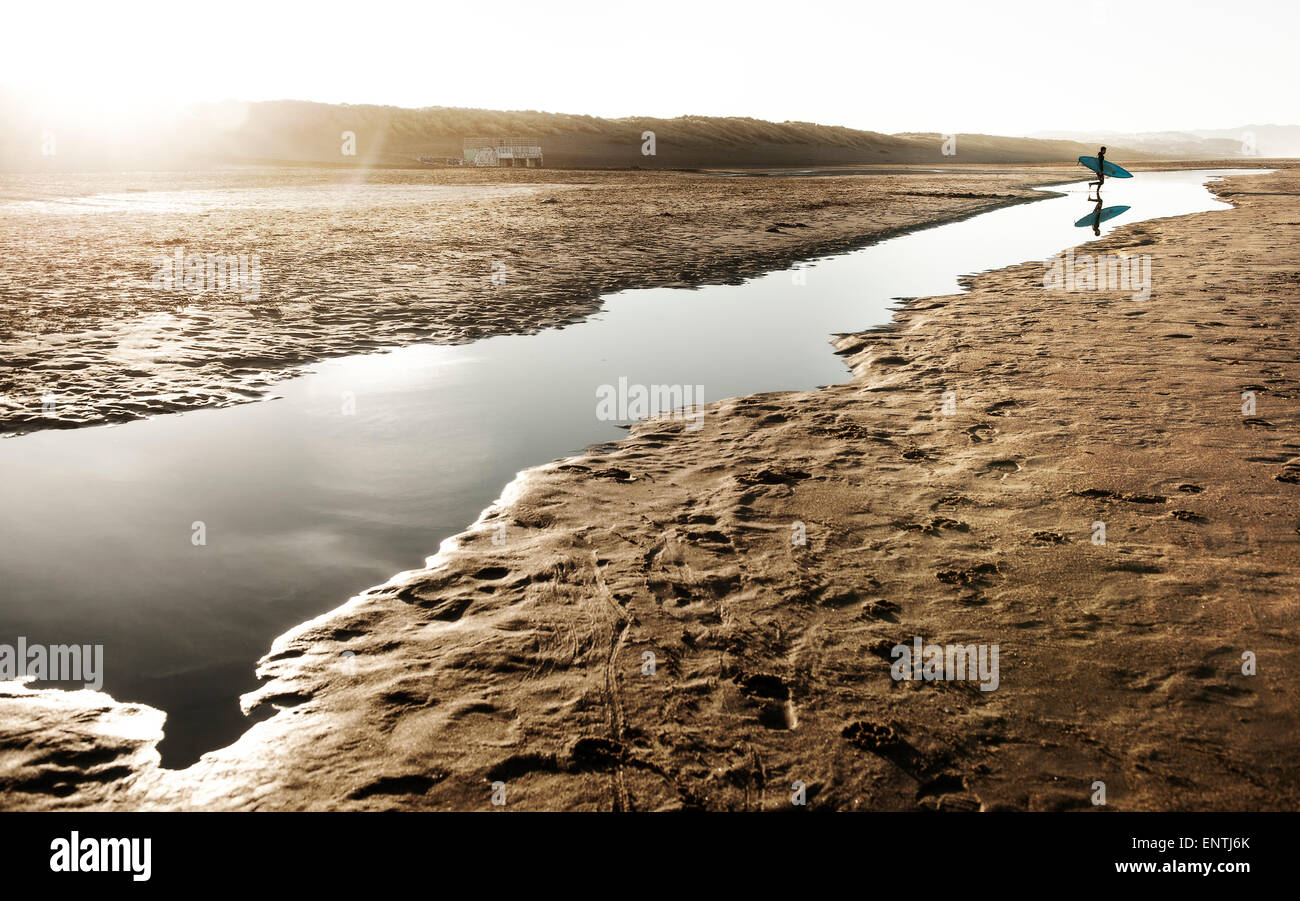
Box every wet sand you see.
[2,165,1090,434]
[1,165,1297,810]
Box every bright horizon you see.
[4,0,1297,136]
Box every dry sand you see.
[1,164,1297,811]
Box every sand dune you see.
[1,97,1180,170]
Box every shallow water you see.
[0,169,1260,765]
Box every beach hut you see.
[463,137,544,168]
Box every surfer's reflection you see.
[1074,188,1132,236]
[1087,195,1104,236]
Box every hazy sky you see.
[4,0,1295,134]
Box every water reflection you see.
[1074,193,1132,235]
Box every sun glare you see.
[4,0,1298,135]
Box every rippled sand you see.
[3,165,1295,810]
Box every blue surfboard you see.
[1075,205,1131,227]
[1079,155,1133,178]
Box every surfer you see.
[1088,145,1107,200]
[1088,196,1103,236]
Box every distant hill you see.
[0,96,1222,171]
[1031,125,1300,159]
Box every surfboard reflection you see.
[1074,191,1132,235]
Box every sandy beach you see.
[1,161,1272,435]
[3,163,1295,811]
[1,166,1067,435]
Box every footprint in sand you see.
[936,561,1001,586]
[735,672,798,730]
